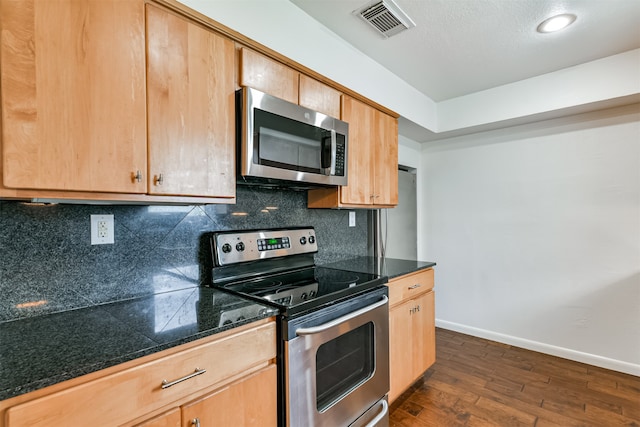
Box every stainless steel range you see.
[210,227,390,427]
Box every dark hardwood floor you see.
[389,328,640,426]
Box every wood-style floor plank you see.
[390,328,640,426]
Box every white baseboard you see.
[436,319,640,377]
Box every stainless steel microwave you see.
[237,87,349,187]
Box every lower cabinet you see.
[181,364,276,427]
[135,408,181,427]
[387,269,436,403]
[137,365,276,427]
[1,319,277,427]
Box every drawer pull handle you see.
[161,368,206,389]
[408,284,422,290]
[192,418,201,427]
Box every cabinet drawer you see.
[6,322,276,427]
[387,269,434,307]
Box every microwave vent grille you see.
[354,0,415,38]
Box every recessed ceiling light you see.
[537,13,577,33]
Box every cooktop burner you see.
[220,266,382,313]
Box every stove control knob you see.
[236,242,245,252]
[299,236,307,245]
[300,292,308,300]
[308,235,315,244]
[221,243,232,253]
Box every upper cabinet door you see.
[0,0,147,193]
[372,109,398,206]
[146,5,235,198]
[340,96,373,205]
[239,48,298,104]
[298,75,341,119]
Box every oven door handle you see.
[364,399,389,427]
[295,295,388,336]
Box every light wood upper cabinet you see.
[239,48,298,104]
[146,4,235,198]
[298,74,341,119]
[387,269,436,403]
[0,0,147,193]
[307,95,398,208]
[339,96,374,205]
[373,108,399,206]
[239,48,342,119]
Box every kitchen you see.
[1,0,639,426]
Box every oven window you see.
[315,322,374,412]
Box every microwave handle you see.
[329,130,337,176]
[295,296,388,336]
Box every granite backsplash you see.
[0,186,370,322]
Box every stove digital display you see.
[257,236,290,251]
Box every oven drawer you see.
[387,268,434,307]
[5,321,276,427]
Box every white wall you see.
[422,104,640,375]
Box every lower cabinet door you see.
[389,290,435,402]
[181,364,277,427]
[135,408,181,427]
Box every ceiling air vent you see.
[354,0,416,38]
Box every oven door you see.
[285,288,389,427]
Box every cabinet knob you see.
[192,418,201,427]
[154,173,164,186]
[133,170,143,183]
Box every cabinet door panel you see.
[340,96,372,205]
[413,291,436,377]
[0,0,146,193]
[388,290,435,402]
[146,5,235,198]
[181,364,277,427]
[298,75,341,119]
[373,110,398,205]
[389,298,415,402]
[135,408,181,427]
[239,48,298,104]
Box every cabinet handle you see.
[133,170,143,182]
[154,173,164,186]
[161,368,206,389]
[408,284,422,290]
[192,418,201,427]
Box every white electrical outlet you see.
[91,214,114,245]
[349,211,356,227]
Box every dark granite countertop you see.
[0,287,278,402]
[320,256,436,279]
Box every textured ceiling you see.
[289,0,640,102]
